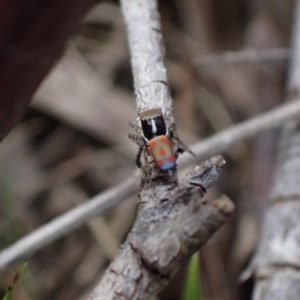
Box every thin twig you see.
[288,1,300,92]
[193,48,288,67]
[184,99,300,164]
[0,177,138,270]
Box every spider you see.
[129,107,195,179]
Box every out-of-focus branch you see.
[32,47,136,149]
[242,1,300,299]
[0,0,95,142]
[0,177,138,270]
[288,1,300,93]
[193,48,288,67]
[184,99,300,164]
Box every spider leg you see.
[169,129,197,158]
[128,133,144,146]
[176,137,196,158]
[135,145,143,168]
[129,120,141,133]
[143,144,150,171]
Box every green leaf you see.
[2,262,28,300]
[181,252,203,300]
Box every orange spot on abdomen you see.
[159,149,166,155]
[149,140,157,147]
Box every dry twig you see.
[0,176,138,270]
[193,48,288,66]
[186,99,300,164]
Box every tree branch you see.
[88,156,233,300]
[120,0,172,116]
[88,0,232,299]
[241,1,300,299]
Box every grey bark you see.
[120,0,172,117]
[242,1,300,299]
[88,156,233,300]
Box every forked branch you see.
[88,156,234,299]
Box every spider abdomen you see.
[148,135,176,171]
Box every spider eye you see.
[153,116,167,136]
[141,119,154,140]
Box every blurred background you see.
[0,0,295,299]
